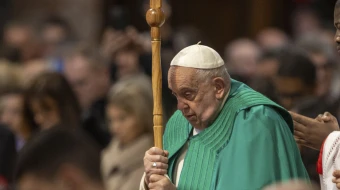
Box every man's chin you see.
[189,121,204,130]
[188,120,198,127]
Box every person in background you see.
[0,88,25,151]
[64,45,111,148]
[14,128,105,190]
[254,48,281,80]
[39,16,75,57]
[250,48,281,102]
[112,41,144,80]
[291,7,322,39]
[22,72,81,131]
[273,47,317,111]
[1,19,43,63]
[256,28,290,50]
[102,74,153,190]
[292,1,340,188]
[273,47,328,184]
[0,61,27,151]
[224,38,261,85]
[0,125,16,189]
[296,32,336,99]
[38,16,76,72]
[291,111,339,189]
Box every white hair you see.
[195,65,230,84]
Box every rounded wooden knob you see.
[146,8,165,28]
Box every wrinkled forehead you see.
[168,66,199,89]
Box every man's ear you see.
[57,164,85,190]
[213,77,226,100]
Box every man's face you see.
[114,49,140,78]
[64,55,103,110]
[256,58,279,78]
[0,94,23,133]
[274,76,313,110]
[18,174,63,190]
[107,105,141,144]
[168,66,223,130]
[334,6,340,54]
[309,53,332,96]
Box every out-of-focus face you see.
[334,6,340,54]
[114,50,140,78]
[293,10,320,37]
[309,53,332,96]
[42,25,67,56]
[225,40,260,78]
[64,55,104,110]
[30,97,60,130]
[256,28,288,49]
[18,169,102,190]
[0,94,24,134]
[256,58,279,79]
[168,66,226,130]
[4,25,31,48]
[274,77,313,110]
[107,105,141,145]
[42,25,66,45]
[18,174,63,190]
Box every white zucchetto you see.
[170,43,224,69]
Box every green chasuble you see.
[163,80,309,190]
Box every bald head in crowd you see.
[224,38,260,82]
[63,45,110,111]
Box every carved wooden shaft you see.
[146,0,165,149]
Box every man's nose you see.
[335,34,340,44]
[177,99,189,110]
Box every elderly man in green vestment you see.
[140,44,309,190]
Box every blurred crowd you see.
[0,0,339,189]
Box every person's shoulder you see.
[235,105,290,131]
[232,105,292,139]
[241,105,285,120]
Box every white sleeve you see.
[321,131,340,190]
[139,173,148,190]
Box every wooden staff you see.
[146,0,165,149]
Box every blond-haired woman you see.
[101,74,153,190]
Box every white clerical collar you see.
[193,88,230,136]
[193,128,201,136]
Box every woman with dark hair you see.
[23,72,81,131]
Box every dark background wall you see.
[7,0,338,53]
